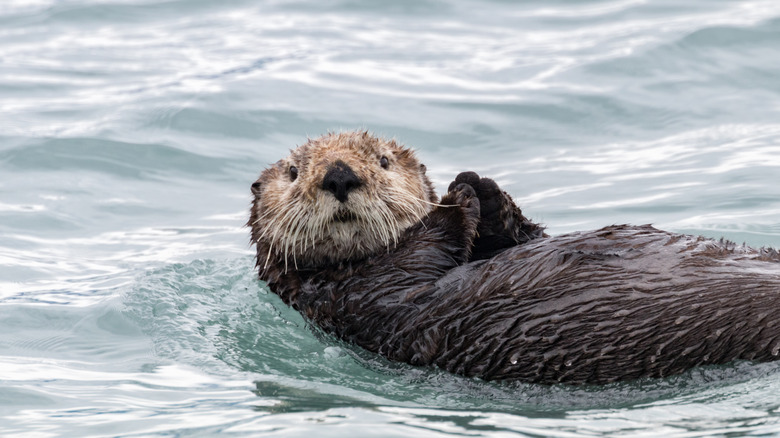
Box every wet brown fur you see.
[249,131,780,385]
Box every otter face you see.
[250,131,437,269]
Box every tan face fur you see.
[250,132,438,269]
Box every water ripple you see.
[2,0,780,436]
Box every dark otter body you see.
[250,132,780,385]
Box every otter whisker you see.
[288,213,307,271]
[377,204,399,249]
[386,187,451,209]
[374,204,395,246]
[289,209,308,253]
[252,207,281,226]
[258,204,293,242]
[278,206,306,273]
[263,239,275,271]
[384,192,427,234]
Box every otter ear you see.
[420,164,427,173]
[251,181,262,197]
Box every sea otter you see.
[249,131,780,385]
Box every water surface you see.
[2,0,780,436]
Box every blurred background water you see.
[2,0,780,436]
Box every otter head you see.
[249,131,437,271]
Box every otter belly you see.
[412,225,780,384]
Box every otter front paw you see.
[447,172,505,229]
[447,172,512,243]
[442,182,478,209]
[448,171,546,260]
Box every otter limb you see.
[448,171,547,261]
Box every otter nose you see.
[322,161,362,203]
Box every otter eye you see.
[380,156,389,169]
[289,166,298,181]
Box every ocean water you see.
[2,0,780,436]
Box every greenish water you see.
[2,0,780,436]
